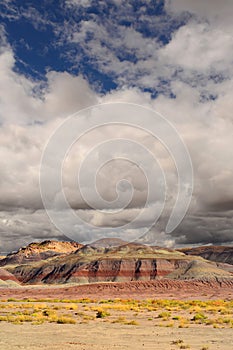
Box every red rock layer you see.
[13,258,191,284]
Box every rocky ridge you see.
[0,240,82,267]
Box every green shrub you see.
[96,310,110,318]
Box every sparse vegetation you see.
[56,316,76,324]
[191,312,208,322]
[96,309,110,318]
[171,339,184,345]
[180,345,190,349]
[0,298,232,329]
[158,311,171,319]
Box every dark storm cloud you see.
[206,201,233,212]
[172,213,233,246]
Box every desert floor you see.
[0,321,233,350]
[0,294,233,350]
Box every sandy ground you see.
[0,321,232,350]
[1,281,232,349]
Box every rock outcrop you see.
[11,242,194,284]
[180,245,233,265]
[0,240,82,267]
[13,257,193,284]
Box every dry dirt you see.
[0,281,232,350]
[0,315,232,350]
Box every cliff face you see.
[13,257,192,284]
[64,258,158,284]
[180,246,233,265]
[0,240,82,267]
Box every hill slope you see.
[167,260,233,281]
[10,242,202,284]
[0,268,21,287]
[0,240,82,267]
[180,246,233,265]
[2,240,233,286]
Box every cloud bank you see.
[0,1,233,252]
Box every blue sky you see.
[0,0,188,93]
[0,0,233,252]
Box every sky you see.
[0,0,233,253]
